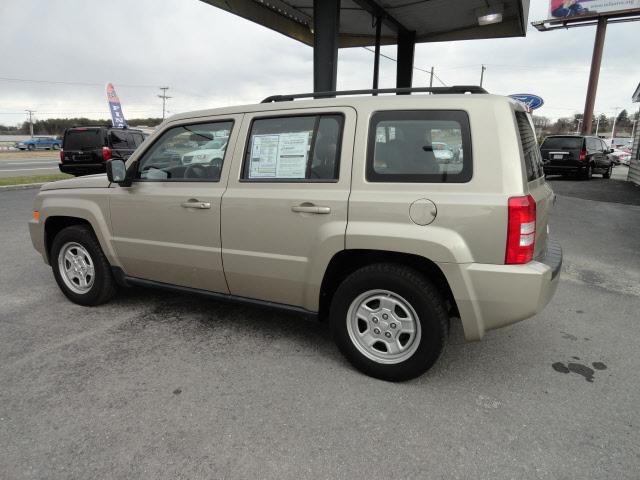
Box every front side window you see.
[367,110,472,183]
[136,121,233,182]
[243,114,343,181]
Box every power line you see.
[0,75,206,98]
[361,47,447,86]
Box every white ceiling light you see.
[476,4,504,26]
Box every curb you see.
[0,183,44,192]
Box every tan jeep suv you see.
[29,87,561,381]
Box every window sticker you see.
[248,131,312,179]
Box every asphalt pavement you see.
[1,178,639,479]
[0,153,60,178]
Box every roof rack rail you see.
[261,85,488,103]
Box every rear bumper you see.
[438,239,562,341]
[59,163,105,175]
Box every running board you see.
[111,267,318,320]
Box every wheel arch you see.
[44,216,93,262]
[318,249,458,321]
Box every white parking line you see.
[0,167,59,172]
[3,162,58,166]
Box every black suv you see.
[540,135,613,180]
[59,126,146,176]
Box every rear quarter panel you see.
[347,95,526,265]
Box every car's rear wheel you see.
[582,164,592,180]
[52,144,60,150]
[27,144,35,151]
[330,263,448,381]
[51,225,117,306]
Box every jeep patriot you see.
[29,87,562,381]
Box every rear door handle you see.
[181,200,211,209]
[291,204,331,214]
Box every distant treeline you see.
[0,118,164,137]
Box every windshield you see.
[64,129,103,150]
[541,137,583,149]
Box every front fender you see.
[36,189,119,267]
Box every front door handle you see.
[291,204,331,214]
[181,200,211,209]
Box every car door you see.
[221,107,355,310]
[586,137,603,168]
[600,139,612,167]
[109,116,240,293]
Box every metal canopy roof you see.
[201,0,530,47]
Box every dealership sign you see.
[509,94,544,111]
[548,0,640,20]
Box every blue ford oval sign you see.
[509,94,544,111]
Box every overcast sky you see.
[0,0,638,126]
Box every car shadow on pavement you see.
[547,176,640,206]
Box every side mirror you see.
[106,159,131,186]
[608,148,614,154]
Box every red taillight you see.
[59,149,64,163]
[579,149,587,161]
[505,194,536,265]
[102,146,112,161]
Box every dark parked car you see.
[540,135,613,180]
[15,136,61,151]
[59,126,146,176]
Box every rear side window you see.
[586,137,600,151]
[63,129,103,150]
[515,111,543,181]
[540,137,583,149]
[131,132,145,147]
[110,130,131,149]
[367,110,472,183]
[242,114,343,181]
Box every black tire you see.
[27,144,35,151]
[603,166,612,179]
[330,263,448,381]
[52,144,60,150]
[50,225,117,306]
[582,164,592,180]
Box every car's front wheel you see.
[51,225,117,306]
[603,165,612,179]
[52,144,60,150]
[330,263,448,381]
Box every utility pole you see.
[158,87,172,121]
[25,109,35,138]
[480,64,486,87]
[429,66,434,88]
[582,17,607,134]
[610,106,620,146]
